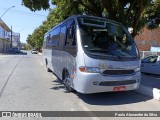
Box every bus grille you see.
[99,80,137,86]
[101,70,135,75]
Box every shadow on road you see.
[76,91,152,106]
[50,78,76,93]
[50,77,152,105]
[51,79,66,90]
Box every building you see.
[0,18,11,53]
[10,32,21,52]
[135,27,160,51]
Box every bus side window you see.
[64,19,77,56]
[65,19,76,47]
[46,34,51,49]
[50,27,60,47]
[59,24,67,49]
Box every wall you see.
[0,38,10,53]
[0,26,10,53]
[135,27,160,51]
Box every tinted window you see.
[142,56,158,63]
[59,24,67,49]
[64,19,77,57]
[78,17,139,60]
[60,25,67,43]
[65,19,76,47]
[50,27,60,46]
[45,34,52,49]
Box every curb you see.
[135,85,160,101]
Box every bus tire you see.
[63,70,74,92]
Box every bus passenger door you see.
[58,24,67,78]
[63,19,77,81]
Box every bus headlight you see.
[79,66,102,73]
[134,67,140,72]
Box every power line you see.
[0,7,48,18]
[11,9,48,18]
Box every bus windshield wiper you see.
[87,49,123,59]
[88,49,123,59]
[108,49,122,60]
[122,49,137,57]
[86,49,109,52]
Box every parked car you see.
[141,55,160,75]
[12,48,20,53]
[31,49,38,54]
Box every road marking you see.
[0,56,23,97]
[77,99,100,120]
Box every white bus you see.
[43,15,141,94]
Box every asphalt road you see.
[0,51,160,120]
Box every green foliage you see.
[22,0,50,11]
[23,43,32,50]
[144,0,160,29]
[26,34,34,47]
[25,0,160,49]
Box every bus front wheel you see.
[63,71,74,92]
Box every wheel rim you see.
[64,77,72,92]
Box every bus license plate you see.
[113,86,126,92]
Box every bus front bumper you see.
[73,72,141,94]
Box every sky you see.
[0,0,54,43]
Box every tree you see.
[23,43,32,50]
[27,25,48,51]
[21,0,50,11]
[26,34,35,47]
[25,0,160,49]
[144,0,160,29]
[51,0,157,37]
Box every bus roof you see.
[45,15,123,35]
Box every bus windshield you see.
[78,17,139,60]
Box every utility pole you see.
[11,26,13,49]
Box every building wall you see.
[0,27,10,53]
[0,26,9,39]
[0,38,10,53]
[135,27,160,51]
[0,19,11,53]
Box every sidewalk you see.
[0,51,27,56]
[136,73,160,101]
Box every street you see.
[0,51,160,120]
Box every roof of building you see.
[0,18,11,32]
